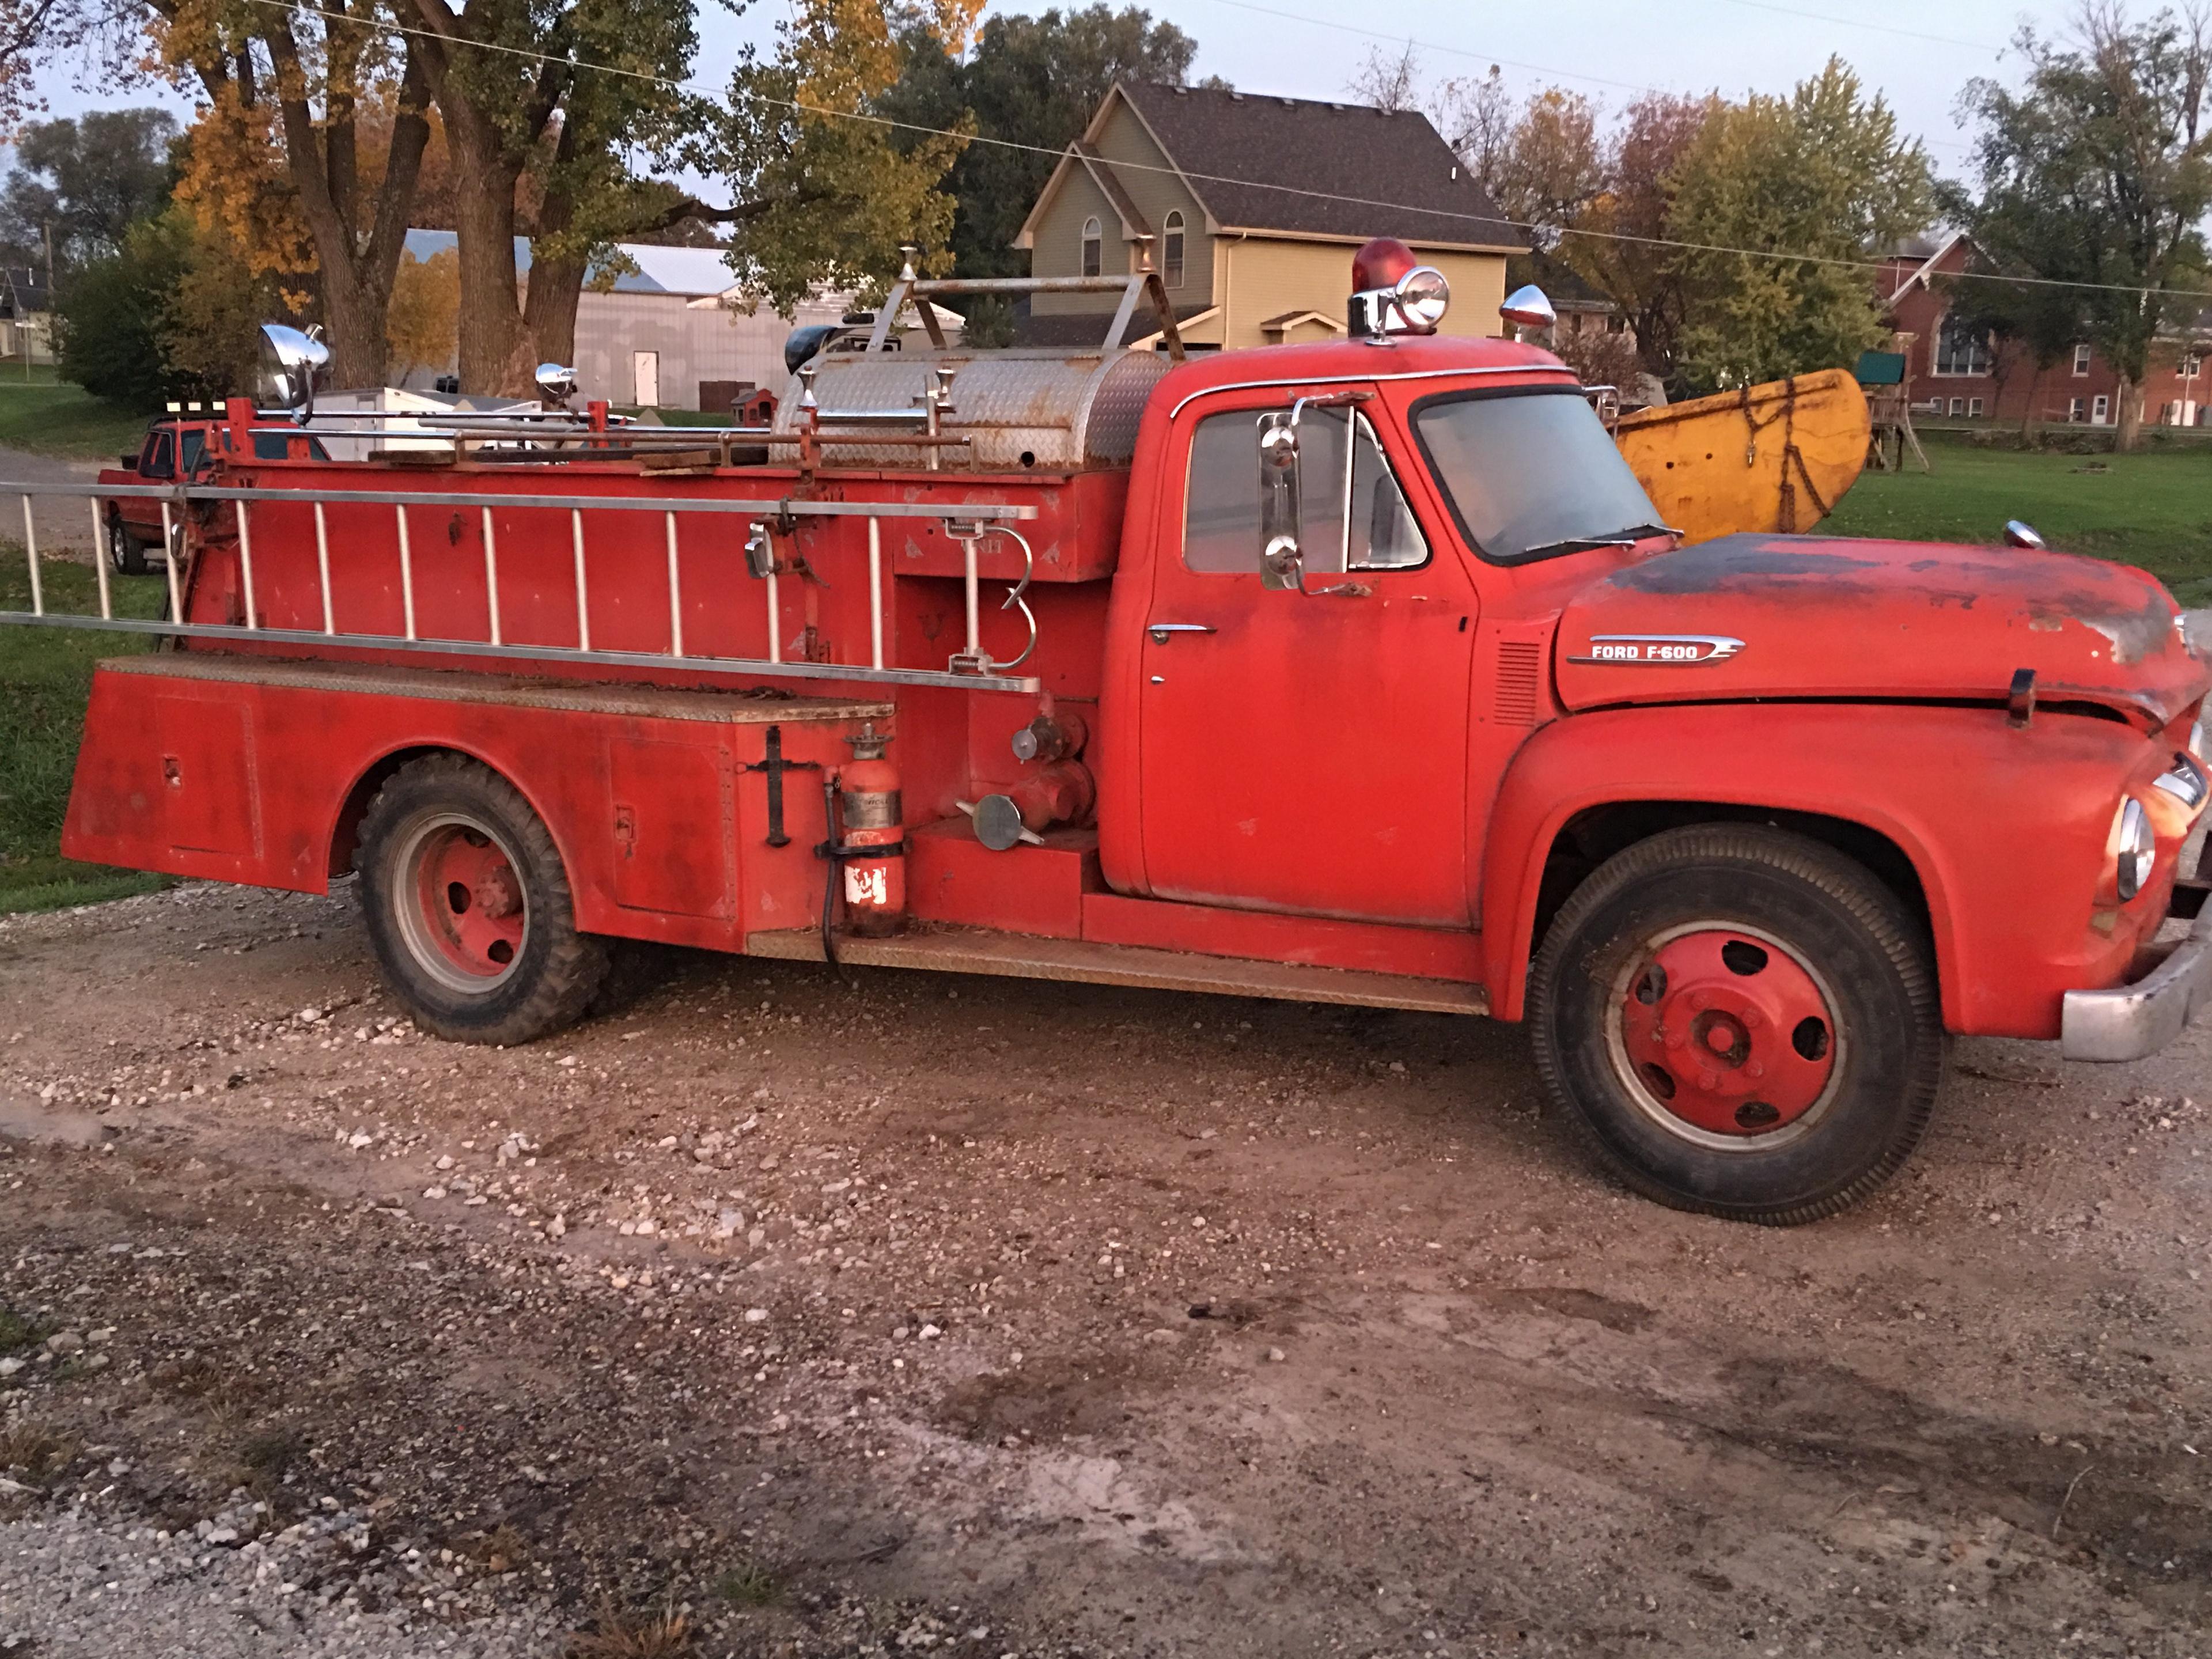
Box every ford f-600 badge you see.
[1568,634,1746,665]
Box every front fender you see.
[1479,702,2159,1038]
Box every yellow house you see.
[1013,81,1525,351]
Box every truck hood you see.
[1554,533,2209,728]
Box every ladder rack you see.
[0,482,1044,695]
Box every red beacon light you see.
[1347,237,1450,341]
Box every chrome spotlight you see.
[1499,285,1556,333]
[259,323,331,423]
[535,362,578,405]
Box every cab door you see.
[1135,393,1479,926]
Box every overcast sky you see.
[25,0,2073,185]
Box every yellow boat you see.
[1613,369,1870,545]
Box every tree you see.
[1561,92,1713,390]
[393,0,706,393]
[148,0,431,391]
[385,243,457,379]
[1490,88,1603,239]
[1666,58,1931,393]
[877,5,1197,281]
[54,211,182,407]
[705,0,982,313]
[0,0,128,134]
[0,108,179,271]
[52,203,275,406]
[1952,6,2212,449]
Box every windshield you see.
[1412,388,1664,564]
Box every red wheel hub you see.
[411,826,525,979]
[1616,930,1837,1137]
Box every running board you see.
[743,925,1490,1016]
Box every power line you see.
[1710,0,2004,54]
[237,0,2175,301]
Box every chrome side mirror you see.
[535,362,578,405]
[1259,415,1302,591]
[2003,520,2047,550]
[258,323,331,424]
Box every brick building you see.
[1879,233,2211,429]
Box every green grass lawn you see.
[0,553,172,912]
[1822,433,2212,604]
[0,378,151,463]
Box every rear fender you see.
[1479,702,2155,1039]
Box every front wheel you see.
[1529,825,1943,1225]
[355,755,608,1044]
[107,507,149,576]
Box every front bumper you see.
[2061,905,2212,1060]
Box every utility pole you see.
[39,219,55,379]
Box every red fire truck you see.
[12,245,2210,1225]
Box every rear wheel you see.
[106,507,149,576]
[1529,824,1943,1225]
[355,755,607,1044]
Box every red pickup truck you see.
[21,249,2211,1226]
[97,412,327,575]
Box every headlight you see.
[2153,750,2208,810]
[2112,797,2156,901]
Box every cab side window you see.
[141,431,175,480]
[1181,404,1427,574]
[178,429,209,475]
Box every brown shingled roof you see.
[1116,81,1524,252]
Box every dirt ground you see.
[1,880,2207,1657]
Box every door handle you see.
[1147,623,1217,643]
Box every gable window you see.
[2073,343,2093,376]
[1933,313,1990,376]
[1162,211,1185,289]
[1081,215,1102,278]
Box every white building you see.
[400,232,959,410]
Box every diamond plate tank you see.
[776,349,1173,471]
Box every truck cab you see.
[29,251,2212,1226]
[97,411,328,575]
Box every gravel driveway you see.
[0,444,104,552]
[1,882,2207,1657]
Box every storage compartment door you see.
[605,735,735,919]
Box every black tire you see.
[107,508,149,576]
[1529,824,1943,1225]
[355,755,608,1044]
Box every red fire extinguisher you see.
[836,723,905,937]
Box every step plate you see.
[744,925,1489,1016]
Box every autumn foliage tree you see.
[147,0,430,389]
[1950,6,2212,450]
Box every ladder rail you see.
[2,481,1041,695]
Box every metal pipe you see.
[571,507,590,652]
[396,503,416,641]
[665,510,683,658]
[0,611,1046,693]
[901,274,1146,294]
[963,532,980,660]
[766,560,781,664]
[235,501,259,629]
[868,516,884,671]
[313,501,335,634]
[21,494,40,618]
[88,499,111,621]
[160,500,182,623]
[480,506,502,646]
